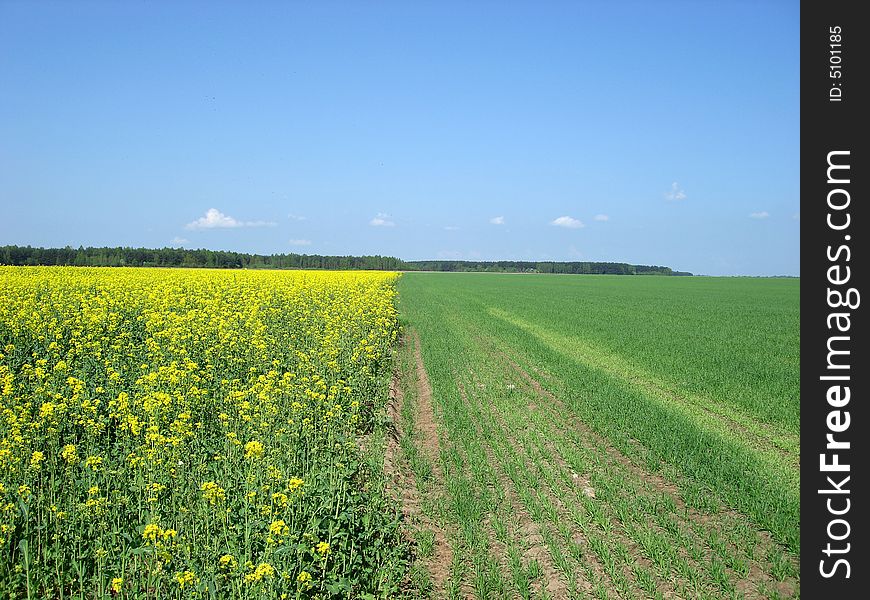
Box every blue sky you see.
[0,1,799,276]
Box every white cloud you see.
[170,237,190,246]
[186,208,240,229]
[185,208,276,230]
[489,216,505,225]
[665,182,687,201]
[288,239,311,246]
[593,214,609,222]
[369,213,395,227]
[444,225,460,231]
[750,211,770,219]
[288,213,307,221]
[551,216,585,229]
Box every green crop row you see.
[396,272,799,599]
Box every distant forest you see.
[0,245,692,276]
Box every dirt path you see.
[410,330,444,477]
[385,330,453,597]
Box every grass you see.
[396,272,799,598]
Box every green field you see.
[393,273,799,599]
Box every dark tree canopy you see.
[0,245,690,276]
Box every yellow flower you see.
[244,440,264,460]
[269,519,289,536]
[110,577,123,593]
[175,570,198,589]
[61,444,78,464]
[142,523,161,544]
[316,541,331,555]
[84,496,107,515]
[125,414,141,436]
[200,481,226,505]
[288,477,304,492]
[84,455,103,470]
[297,570,312,584]
[244,562,275,583]
[218,554,237,571]
[146,482,166,494]
[30,451,45,470]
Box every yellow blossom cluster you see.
[0,266,401,596]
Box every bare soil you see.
[384,331,453,597]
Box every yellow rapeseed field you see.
[0,267,407,598]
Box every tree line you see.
[0,245,691,275]
[405,260,690,275]
[0,245,404,271]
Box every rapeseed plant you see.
[0,266,407,597]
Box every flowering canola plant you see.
[0,267,406,598]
